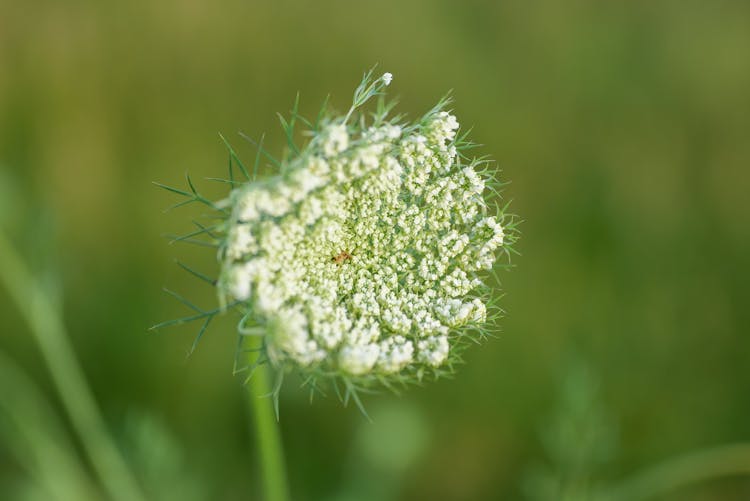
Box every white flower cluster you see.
[219,78,505,381]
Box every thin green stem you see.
[0,351,99,501]
[0,231,146,501]
[605,443,750,501]
[245,336,290,501]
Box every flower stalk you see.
[245,336,290,501]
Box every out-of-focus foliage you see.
[1,0,749,499]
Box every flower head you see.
[159,70,516,401]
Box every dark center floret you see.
[331,250,353,265]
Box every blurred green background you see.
[1,0,749,499]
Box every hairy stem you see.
[0,232,145,501]
[245,337,290,501]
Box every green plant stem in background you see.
[0,351,99,500]
[606,443,750,501]
[0,232,146,501]
[245,336,290,501]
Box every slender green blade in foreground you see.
[0,231,146,501]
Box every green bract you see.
[159,70,516,402]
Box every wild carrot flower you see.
[158,69,516,405]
